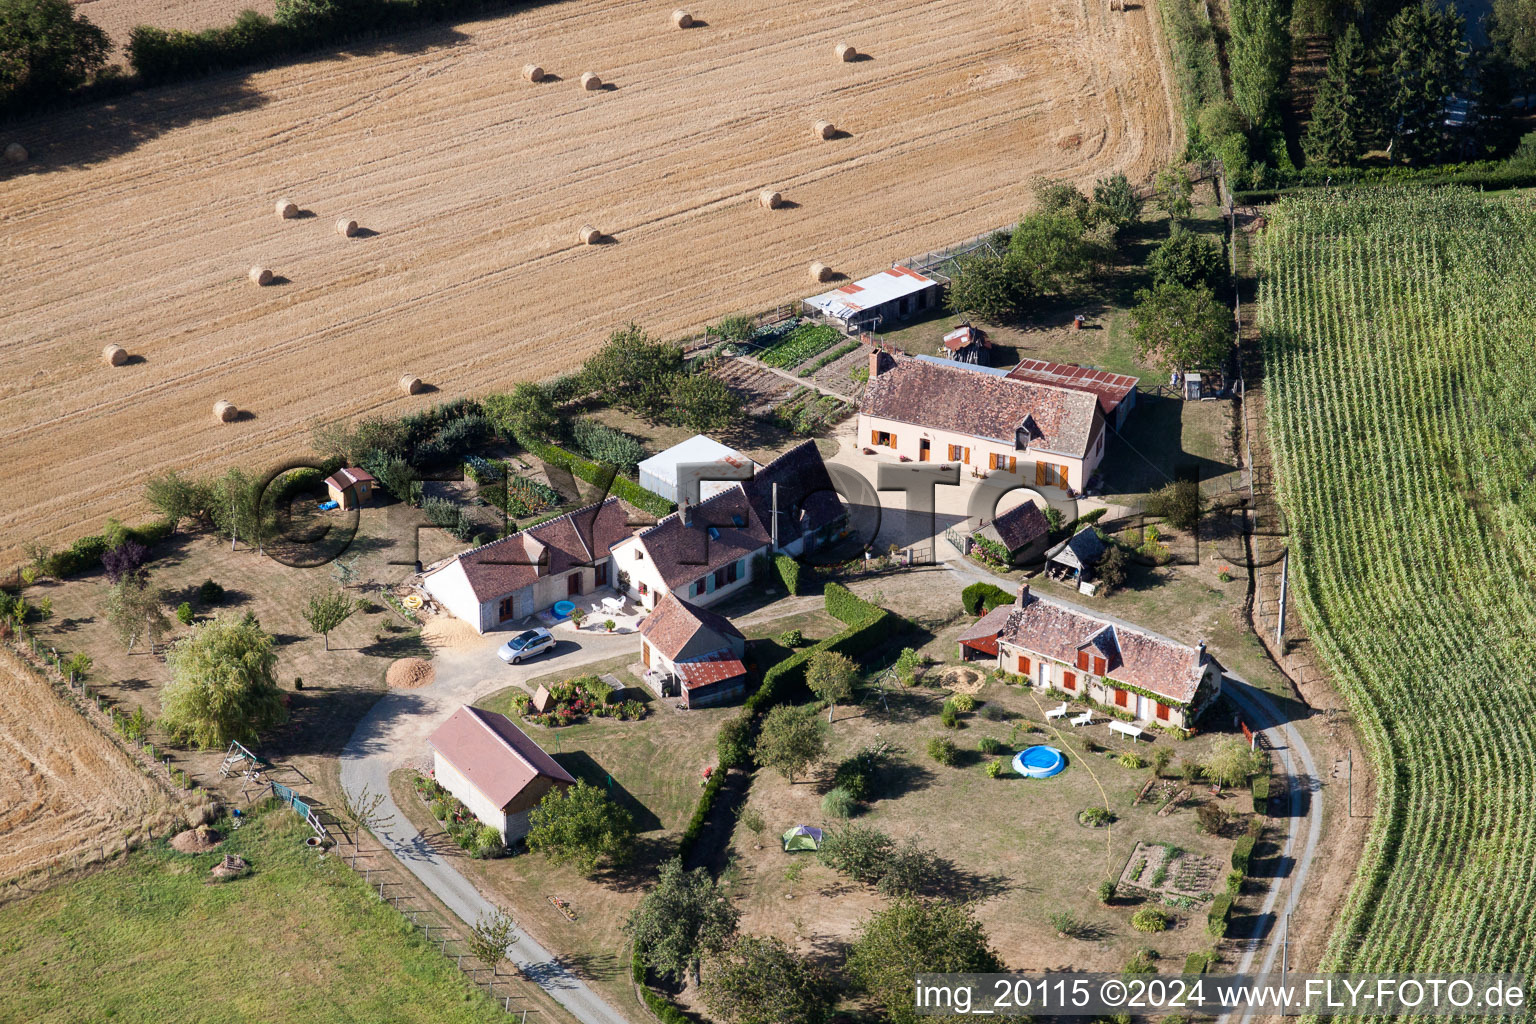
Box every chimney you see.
[680,496,692,527]
[1015,582,1030,607]
[1197,640,1207,657]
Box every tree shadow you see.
[554,749,662,833]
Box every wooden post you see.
[1276,550,1289,643]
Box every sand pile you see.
[420,616,482,650]
[170,825,223,852]
[387,657,435,689]
[938,666,985,694]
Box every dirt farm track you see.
[1,0,1175,560]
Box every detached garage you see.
[428,706,576,841]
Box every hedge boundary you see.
[518,436,675,518]
[30,518,175,579]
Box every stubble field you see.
[2,0,1175,563]
[0,649,172,882]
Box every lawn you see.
[0,806,509,1024]
[722,672,1255,980]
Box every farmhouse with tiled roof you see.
[421,497,635,633]
[991,584,1221,728]
[638,592,748,707]
[856,351,1107,492]
[1004,358,1140,429]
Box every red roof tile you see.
[428,706,576,810]
[639,592,744,661]
[633,487,772,590]
[986,501,1050,553]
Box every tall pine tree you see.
[1382,0,1466,163]
[1304,23,1372,166]
[1229,0,1292,128]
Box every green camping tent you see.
[782,825,823,852]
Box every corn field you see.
[1262,187,1536,994]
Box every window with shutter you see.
[1093,655,1106,675]
[1018,655,1030,675]
[1063,671,1076,691]
[1076,650,1089,671]
[1155,702,1170,721]
[1114,689,1128,708]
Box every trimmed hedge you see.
[1231,834,1256,873]
[676,583,893,864]
[1183,950,1214,974]
[631,946,690,1024]
[774,554,801,595]
[961,581,1013,616]
[518,437,674,518]
[1250,772,1270,814]
[1208,893,1233,937]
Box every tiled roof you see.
[428,706,576,810]
[1048,526,1106,571]
[743,441,844,548]
[998,594,1211,704]
[639,592,744,661]
[943,325,990,351]
[861,356,1102,458]
[987,501,1050,553]
[957,603,1016,655]
[677,652,748,690]
[324,466,375,490]
[1005,359,1139,416]
[632,487,772,590]
[425,497,634,603]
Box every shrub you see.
[569,417,646,474]
[874,837,941,898]
[985,759,1006,779]
[737,804,765,835]
[63,652,91,679]
[429,798,449,820]
[1208,893,1233,937]
[821,786,857,819]
[1145,479,1204,531]
[1180,759,1203,783]
[1152,747,1174,777]
[716,711,754,768]
[773,554,801,595]
[198,579,225,605]
[977,736,1003,755]
[1080,806,1113,827]
[950,693,976,713]
[1250,771,1271,813]
[1118,752,1145,769]
[816,824,895,884]
[894,647,924,686]
[927,736,958,765]
[777,628,804,647]
[1097,879,1117,904]
[960,581,1013,615]
[1196,802,1229,835]
[1184,949,1215,975]
[981,705,1009,721]
[1125,946,1159,974]
[832,756,872,802]
[471,822,506,859]
[176,602,194,626]
[1231,835,1256,873]
[939,702,960,729]
[1050,911,1081,937]
[1131,907,1169,933]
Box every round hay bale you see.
[672,8,693,27]
[835,42,857,61]
[399,374,424,395]
[759,189,782,209]
[809,261,833,282]
[814,119,836,140]
[213,400,237,423]
[275,198,298,219]
[4,142,28,164]
[102,344,128,367]
[523,63,545,82]
[580,71,602,91]
[248,265,273,286]
[578,224,602,245]
[335,218,358,237]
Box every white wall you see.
[613,536,669,610]
[423,561,494,635]
[856,412,1101,492]
[433,750,510,837]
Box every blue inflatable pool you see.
[552,600,576,619]
[1012,745,1066,778]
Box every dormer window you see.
[707,527,721,540]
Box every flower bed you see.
[413,773,506,858]
[504,675,648,726]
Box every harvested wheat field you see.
[0,650,171,882]
[0,0,1176,562]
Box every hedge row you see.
[1208,893,1233,938]
[631,946,689,1024]
[774,554,801,596]
[34,518,175,579]
[675,583,891,864]
[1231,834,1256,874]
[518,437,674,518]
[1250,772,1270,814]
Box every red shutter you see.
[1076,650,1089,671]
[1093,656,1106,675]
[1018,655,1030,675]
[1063,671,1076,691]
[1155,702,1170,721]
[1114,689,1128,708]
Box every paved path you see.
[339,627,637,1024]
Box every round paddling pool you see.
[1012,745,1066,779]
[552,600,576,619]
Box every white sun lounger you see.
[1045,703,1072,720]
[1070,711,1093,727]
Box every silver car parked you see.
[497,627,556,664]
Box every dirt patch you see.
[386,657,435,689]
[170,825,223,853]
[0,648,172,882]
[419,617,483,651]
[210,853,249,879]
[936,666,986,694]
[0,0,1176,564]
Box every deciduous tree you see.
[0,0,108,109]
[527,779,635,874]
[666,372,741,432]
[1130,282,1232,373]
[625,858,739,984]
[1229,0,1291,127]
[847,899,1003,1024]
[1149,227,1225,289]
[466,908,519,980]
[301,589,359,650]
[805,650,857,722]
[107,572,171,652]
[752,704,827,784]
[160,613,286,747]
[701,935,831,1024]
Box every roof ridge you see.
[465,705,540,774]
[458,495,616,561]
[1028,592,1195,653]
[636,483,747,538]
